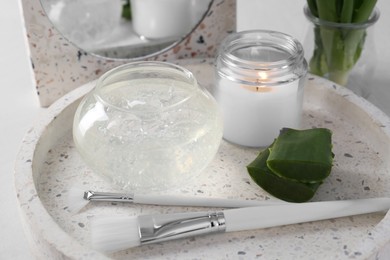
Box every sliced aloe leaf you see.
[247,147,321,203]
[267,128,333,183]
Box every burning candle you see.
[214,30,308,147]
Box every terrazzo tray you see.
[15,59,390,259]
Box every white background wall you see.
[237,0,390,115]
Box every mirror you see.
[40,0,213,59]
[21,0,235,107]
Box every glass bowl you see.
[73,61,223,192]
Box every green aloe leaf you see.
[247,146,322,203]
[340,0,354,23]
[267,128,333,183]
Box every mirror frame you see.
[21,0,236,107]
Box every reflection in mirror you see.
[40,0,213,59]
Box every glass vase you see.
[303,5,380,98]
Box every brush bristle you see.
[67,186,89,214]
[91,216,141,252]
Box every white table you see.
[0,1,42,259]
[1,1,390,259]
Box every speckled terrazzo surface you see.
[15,60,390,259]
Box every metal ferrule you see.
[138,211,226,245]
[83,191,134,203]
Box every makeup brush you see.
[91,197,390,252]
[67,185,285,214]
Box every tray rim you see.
[14,74,390,259]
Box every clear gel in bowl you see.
[73,61,223,192]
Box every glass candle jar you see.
[214,30,307,147]
[73,61,222,192]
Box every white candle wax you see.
[214,76,304,147]
[131,0,193,40]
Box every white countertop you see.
[0,1,42,259]
[1,0,390,259]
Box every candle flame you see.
[258,71,268,80]
[241,85,272,92]
[246,71,271,92]
[240,71,272,92]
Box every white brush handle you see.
[134,194,284,208]
[224,197,390,232]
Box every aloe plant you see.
[122,0,132,20]
[307,0,377,85]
